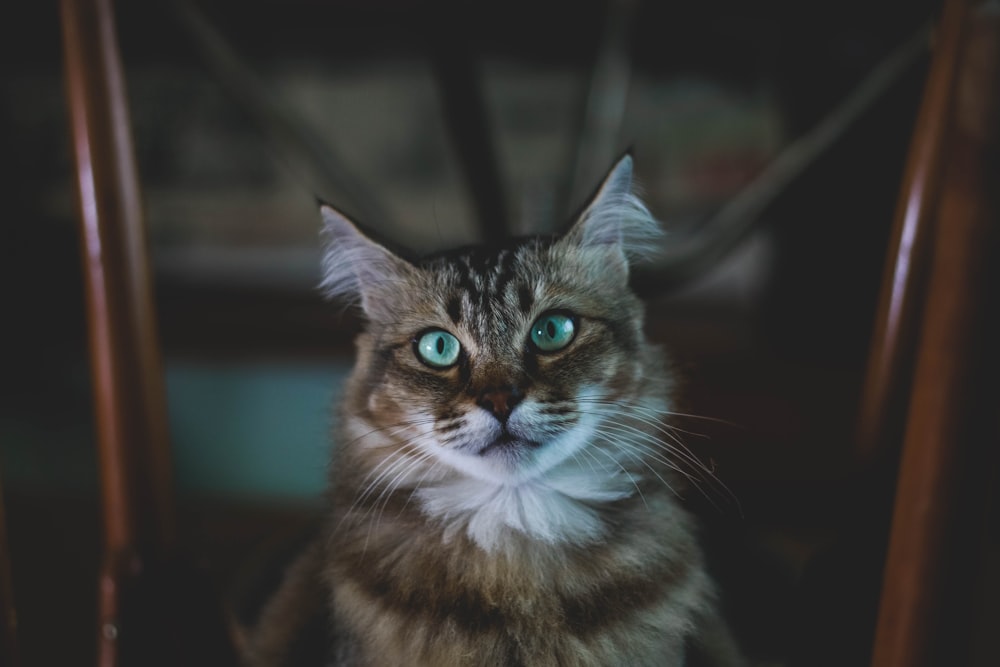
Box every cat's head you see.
[321,156,671,543]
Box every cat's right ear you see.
[319,203,418,321]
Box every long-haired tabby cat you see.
[240,155,745,666]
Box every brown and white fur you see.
[240,156,744,666]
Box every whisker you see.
[337,448,413,536]
[343,416,439,450]
[574,399,734,486]
[606,432,722,511]
[338,428,442,536]
[350,429,429,504]
[600,415,716,476]
[580,441,649,509]
[370,448,438,539]
[399,459,445,515]
[355,447,419,508]
[578,405,742,513]
[591,428,680,498]
[574,401,715,472]
[591,425,699,487]
[577,397,743,429]
[566,446,599,477]
[601,419,740,512]
[352,444,438,553]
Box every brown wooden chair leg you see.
[60,0,238,664]
[870,4,1000,667]
[791,2,994,665]
[854,0,969,470]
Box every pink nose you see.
[477,387,523,422]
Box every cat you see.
[239,155,745,667]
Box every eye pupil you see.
[415,330,461,368]
[529,313,576,353]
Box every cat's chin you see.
[431,404,602,483]
[476,431,542,457]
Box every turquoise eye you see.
[530,312,577,353]
[415,330,461,368]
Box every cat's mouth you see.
[478,429,541,456]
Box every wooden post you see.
[854,0,968,468]
[60,0,175,662]
[870,6,1000,666]
[60,0,236,664]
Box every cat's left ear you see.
[557,154,662,277]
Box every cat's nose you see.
[476,386,524,422]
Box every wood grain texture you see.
[60,0,236,664]
[854,0,968,468]
[871,4,1000,666]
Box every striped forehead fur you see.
[421,239,547,313]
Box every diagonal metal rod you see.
[633,25,930,294]
[172,0,397,231]
[427,0,509,245]
[563,0,638,219]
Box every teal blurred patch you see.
[165,359,352,502]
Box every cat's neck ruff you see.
[416,455,638,553]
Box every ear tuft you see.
[565,154,663,264]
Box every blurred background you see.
[5,0,998,665]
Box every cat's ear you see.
[319,203,418,320]
[558,154,662,276]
